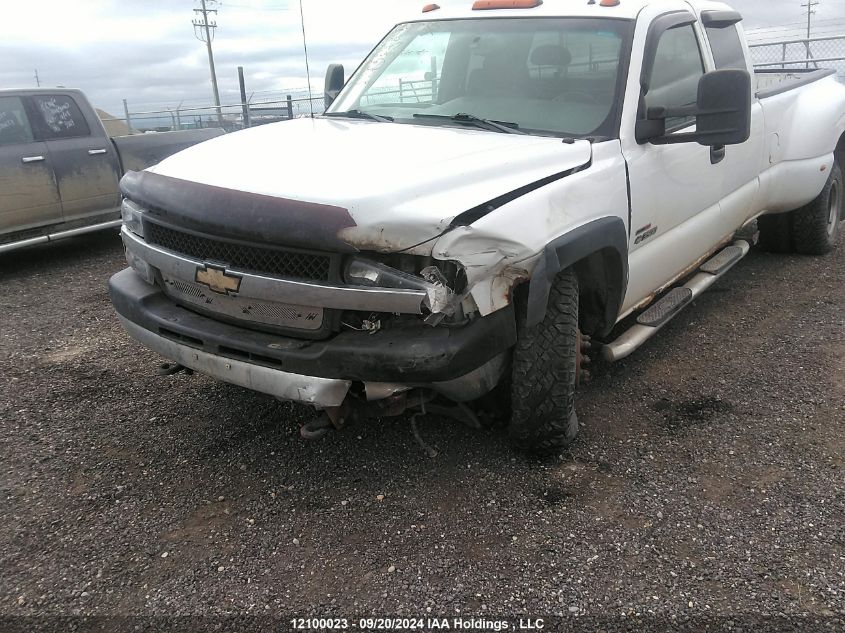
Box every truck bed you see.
[754,67,838,99]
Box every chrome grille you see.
[161,274,324,331]
[146,222,332,281]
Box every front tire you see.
[508,269,580,454]
[791,161,843,255]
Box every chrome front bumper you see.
[116,313,508,408]
[117,314,352,406]
[110,266,515,408]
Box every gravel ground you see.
[0,231,843,632]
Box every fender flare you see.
[526,217,629,333]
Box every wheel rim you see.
[827,179,841,238]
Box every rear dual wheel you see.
[758,160,843,255]
[792,161,842,255]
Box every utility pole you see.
[34,69,40,87]
[237,66,250,128]
[801,1,820,69]
[193,0,223,126]
[802,0,819,39]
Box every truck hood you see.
[141,117,592,253]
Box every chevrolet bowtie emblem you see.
[195,264,242,295]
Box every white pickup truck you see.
[109,0,845,453]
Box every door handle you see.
[88,148,108,155]
[21,155,45,163]
[710,145,726,165]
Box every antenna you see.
[34,69,41,87]
[298,0,315,117]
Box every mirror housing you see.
[324,64,345,109]
[636,69,752,146]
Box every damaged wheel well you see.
[526,217,628,336]
[572,248,627,336]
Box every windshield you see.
[328,18,633,138]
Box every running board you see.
[603,240,750,362]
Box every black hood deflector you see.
[120,170,358,253]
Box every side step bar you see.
[0,219,121,255]
[602,240,750,362]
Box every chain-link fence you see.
[748,34,845,77]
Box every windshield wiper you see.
[412,112,526,135]
[323,109,393,123]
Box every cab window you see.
[0,97,35,146]
[30,94,91,140]
[646,24,705,131]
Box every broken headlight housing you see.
[342,255,467,324]
[120,198,145,238]
[343,255,466,292]
[344,257,434,291]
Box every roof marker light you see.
[472,0,543,10]
[422,3,440,12]
[600,0,621,6]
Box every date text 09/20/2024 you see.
[289,617,546,631]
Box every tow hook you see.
[300,413,335,440]
[156,363,194,376]
[300,401,352,440]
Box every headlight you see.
[343,257,432,291]
[120,198,145,237]
[343,257,461,319]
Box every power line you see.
[746,16,845,34]
[193,0,224,126]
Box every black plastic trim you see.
[526,217,628,333]
[639,11,698,96]
[700,10,742,28]
[755,68,836,99]
[109,268,517,383]
[623,159,633,238]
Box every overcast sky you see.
[2,0,845,117]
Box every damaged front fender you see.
[431,225,541,316]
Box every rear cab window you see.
[29,94,91,140]
[706,24,747,70]
[0,96,35,146]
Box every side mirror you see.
[694,69,751,146]
[324,64,345,109]
[636,69,751,146]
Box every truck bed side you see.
[111,128,225,173]
[755,71,845,214]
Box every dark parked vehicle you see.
[0,88,222,253]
